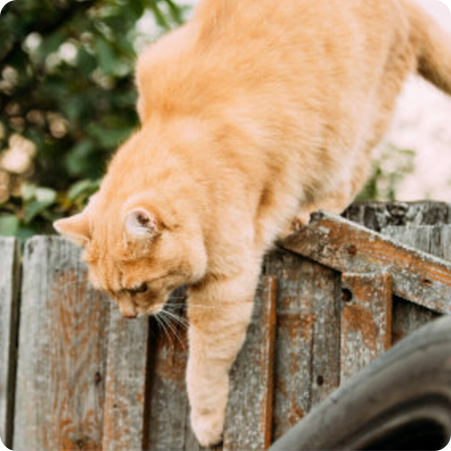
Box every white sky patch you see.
[386,0,451,201]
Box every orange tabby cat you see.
[54,0,451,445]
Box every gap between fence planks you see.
[282,212,451,315]
[0,238,20,449]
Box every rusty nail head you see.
[421,278,433,286]
[347,244,357,256]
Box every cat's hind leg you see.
[186,264,260,447]
[282,190,353,237]
[282,154,373,237]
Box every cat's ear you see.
[53,212,91,246]
[124,208,159,240]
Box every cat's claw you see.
[191,410,224,448]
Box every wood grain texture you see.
[383,225,445,344]
[0,237,20,448]
[340,272,392,382]
[282,212,451,314]
[14,237,110,451]
[343,201,451,232]
[265,251,341,441]
[102,308,149,451]
[145,293,191,451]
[223,276,277,451]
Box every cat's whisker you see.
[163,308,189,329]
[168,302,225,310]
[159,310,187,350]
[154,312,173,345]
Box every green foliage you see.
[0,0,191,240]
[0,179,100,239]
[357,144,416,202]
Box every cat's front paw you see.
[191,409,225,447]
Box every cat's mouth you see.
[137,303,164,317]
[118,300,164,319]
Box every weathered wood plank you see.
[14,237,110,451]
[265,251,340,441]
[0,238,20,449]
[223,276,277,451]
[340,272,392,382]
[343,201,451,232]
[383,225,451,260]
[102,308,149,451]
[282,212,451,314]
[383,226,444,344]
[145,291,191,451]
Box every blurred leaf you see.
[95,36,117,76]
[35,187,57,204]
[24,198,55,223]
[67,178,100,201]
[0,214,20,236]
[21,183,36,202]
[15,226,36,242]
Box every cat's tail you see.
[403,0,451,94]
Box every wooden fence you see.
[1,201,451,451]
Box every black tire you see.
[269,315,451,451]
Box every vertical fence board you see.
[383,226,447,343]
[222,276,277,451]
[102,308,149,451]
[14,237,110,451]
[145,297,191,451]
[0,238,20,448]
[340,272,392,382]
[265,251,340,441]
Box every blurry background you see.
[0,0,450,241]
[382,0,451,201]
[0,0,195,240]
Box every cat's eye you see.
[129,282,148,294]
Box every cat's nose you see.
[118,300,137,319]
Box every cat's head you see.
[53,191,207,318]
